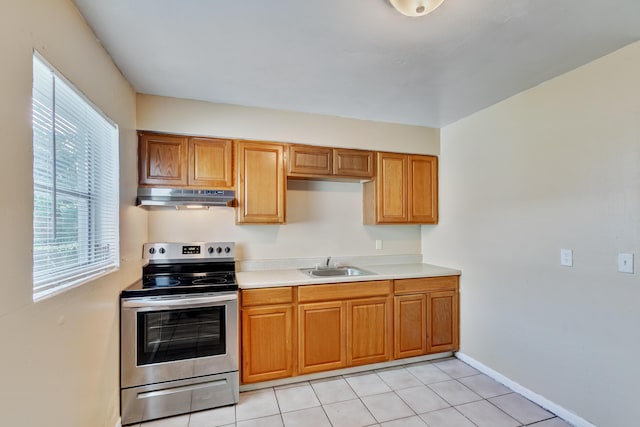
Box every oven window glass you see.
[137,306,226,365]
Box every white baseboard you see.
[114,417,122,427]
[455,352,596,427]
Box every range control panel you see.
[143,242,235,262]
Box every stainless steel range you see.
[120,242,239,426]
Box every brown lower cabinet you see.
[240,276,458,384]
[240,287,295,383]
[298,301,346,374]
[394,276,459,358]
[347,297,392,366]
[393,294,427,359]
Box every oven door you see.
[121,292,238,389]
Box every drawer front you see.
[241,287,293,307]
[298,281,391,303]
[394,276,458,294]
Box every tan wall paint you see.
[137,95,439,259]
[423,41,640,427]
[0,1,143,426]
[137,94,440,154]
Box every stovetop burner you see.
[121,242,239,298]
[142,277,181,288]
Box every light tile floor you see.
[133,358,572,427]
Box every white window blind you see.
[32,53,119,300]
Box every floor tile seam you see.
[518,413,557,426]
[235,386,281,423]
[275,381,323,414]
[487,394,557,425]
[392,386,445,417]
[523,416,562,426]
[434,360,481,380]
[321,396,377,427]
[405,365,455,387]
[304,376,337,427]
[457,377,514,399]
[374,366,425,391]
[468,396,528,426]
[361,389,420,423]
[448,405,482,427]
[425,381,484,407]
[416,405,482,427]
[358,394,383,426]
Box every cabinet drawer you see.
[241,287,293,307]
[394,276,458,294]
[298,281,391,303]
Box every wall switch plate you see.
[375,240,383,250]
[617,253,634,273]
[560,249,573,267]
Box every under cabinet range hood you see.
[136,188,235,209]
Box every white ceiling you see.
[72,0,640,128]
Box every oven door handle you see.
[122,293,237,310]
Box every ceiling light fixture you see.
[389,0,444,17]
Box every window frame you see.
[32,52,120,301]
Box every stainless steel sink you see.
[300,266,375,278]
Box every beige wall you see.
[0,1,143,426]
[423,41,640,427]
[138,95,439,260]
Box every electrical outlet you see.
[560,249,573,267]
[375,240,383,250]
[617,253,634,274]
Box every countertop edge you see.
[237,263,461,290]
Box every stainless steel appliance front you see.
[120,291,238,425]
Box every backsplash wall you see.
[148,179,422,260]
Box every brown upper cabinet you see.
[363,152,438,224]
[287,144,374,180]
[334,148,375,178]
[236,140,286,224]
[139,132,233,188]
[288,145,332,177]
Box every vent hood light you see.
[177,205,206,210]
[389,0,444,17]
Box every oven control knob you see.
[149,247,156,254]
[224,246,231,253]
[208,247,214,254]
[216,246,222,254]
[159,248,166,254]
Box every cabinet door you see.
[408,155,438,224]
[427,290,459,353]
[236,141,286,224]
[139,133,188,186]
[347,297,391,366]
[241,305,294,383]
[188,137,233,188]
[288,145,332,176]
[364,152,408,224]
[333,149,374,178]
[394,294,427,359]
[298,302,346,374]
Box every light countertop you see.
[236,263,461,289]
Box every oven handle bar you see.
[122,293,237,310]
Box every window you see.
[32,53,119,301]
